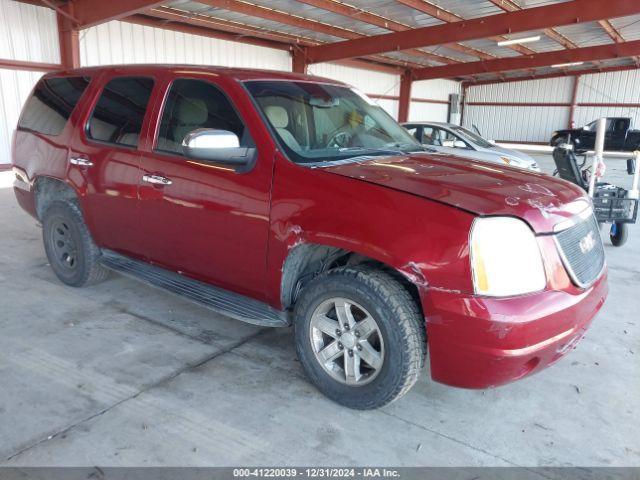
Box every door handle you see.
[142,174,172,186]
[69,157,93,167]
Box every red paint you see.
[0,58,61,72]
[466,102,571,108]
[74,0,166,29]
[57,6,80,69]
[397,70,412,123]
[568,75,581,129]
[12,65,607,390]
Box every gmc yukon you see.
[12,65,608,409]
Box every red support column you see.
[397,70,413,123]
[568,75,580,129]
[292,47,308,74]
[57,6,80,69]
[460,83,469,126]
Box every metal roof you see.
[77,0,640,83]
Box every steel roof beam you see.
[198,0,458,65]
[305,0,640,64]
[395,0,536,56]
[297,0,495,60]
[74,0,166,28]
[128,13,410,72]
[486,0,578,50]
[414,40,640,80]
[463,63,640,86]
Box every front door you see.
[70,74,156,257]
[136,77,273,300]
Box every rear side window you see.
[18,76,90,136]
[87,77,154,148]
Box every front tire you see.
[294,266,426,410]
[42,200,109,287]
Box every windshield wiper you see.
[338,142,429,155]
[338,146,405,156]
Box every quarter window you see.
[156,79,248,156]
[87,77,154,148]
[18,76,91,136]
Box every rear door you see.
[135,75,274,300]
[69,74,156,257]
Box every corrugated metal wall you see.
[0,0,59,64]
[464,70,640,143]
[0,0,57,165]
[80,21,292,71]
[464,77,573,142]
[573,70,640,128]
[309,63,400,118]
[409,79,462,123]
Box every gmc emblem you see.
[579,231,596,254]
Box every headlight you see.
[470,217,546,296]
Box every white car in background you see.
[402,121,541,172]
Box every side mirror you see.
[182,129,255,166]
[453,140,467,149]
[627,158,636,175]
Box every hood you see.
[321,153,590,233]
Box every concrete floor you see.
[0,154,638,467]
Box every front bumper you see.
[422,270,608,389]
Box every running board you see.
[100,250,289,328]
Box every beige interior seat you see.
[265,105,301,151]
[173,97,209,146]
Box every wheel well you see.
[34,177,78,220]
[280,243,423,313]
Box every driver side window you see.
[421,127,441,146]
[156,79,249,156]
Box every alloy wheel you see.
[309,297,385,386]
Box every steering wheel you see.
[327,131,353,148]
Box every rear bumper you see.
[422,270,608,389]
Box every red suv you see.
[12,65,608,409]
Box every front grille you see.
[555,213,605,287]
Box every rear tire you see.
[294,266,426,410]
[610,222,628,247]
[42,200,109,287]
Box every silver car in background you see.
[402,121,541,172]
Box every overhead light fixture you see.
[497,35,541,46]
[551,61,585,68]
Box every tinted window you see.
[156,79,248,155]
[87,77,154,148]
[18,76,90,136]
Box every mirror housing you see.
[182,129,254,166]
[453,140,467,149]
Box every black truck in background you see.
[550,117,640,152]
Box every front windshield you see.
[450,126,493,148]
[245,80,423,163]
